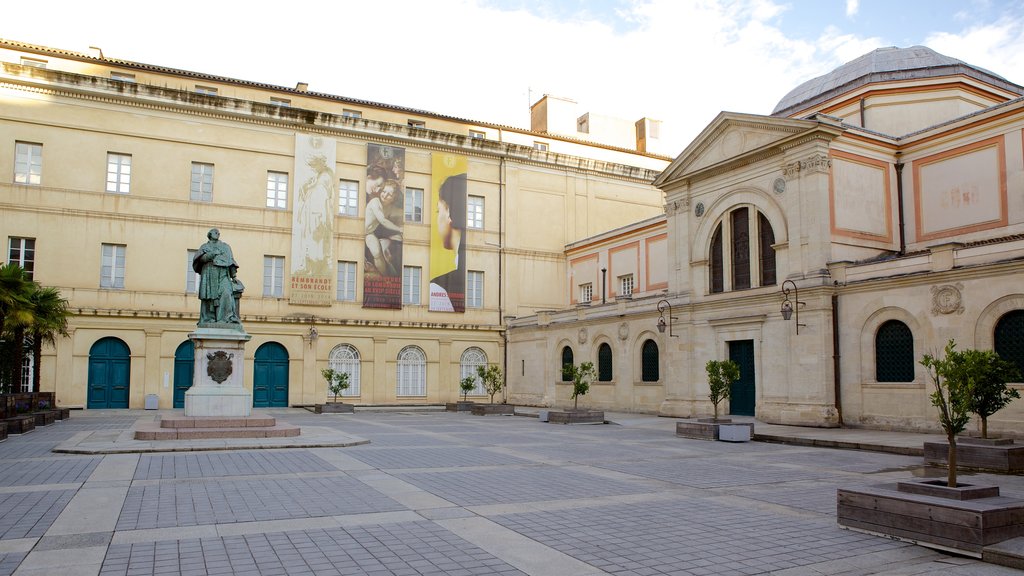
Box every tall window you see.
[342,109,362,119]
[397,346,426,396]
[467,271,484,308]
[597,342,613,382]
[561,346,574,381]
[191,162,214,202]
[709,207,776,293]
[100,243,126,289]
[995,310,1024,378]
[619,274,634,297]
[105,153,131,194]
[875,320,914,382]
[468,196,484,229]
[8,237,35,280]
[195,85,218,96]
[338,179,358,216]
[460,347,487,395]
[263,256,284,297]
[402,266,421,305]
[266,171,288,209]
[641,339,659,382]
[328,344,361,397]
[337,260,357,301]
[186,249,200,293]
[579,283,593,304]
[405,187,423,223]
[14,142,42,185]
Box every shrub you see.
[921,340,973,487]
[564,362,597,410]
[321,368,350,403]
[476,364,504,404]
[705,359,740,421]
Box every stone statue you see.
[193,228,242,326]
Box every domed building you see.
[507,46,1024,434]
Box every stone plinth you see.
[925,437,1024,472]
[134,414,301,440]
[547,409,605,424]
[315,403,354,414]
[471,404,515,416]
[676,419,754,441]
[185,327,252,417]
[838,480,1024,557]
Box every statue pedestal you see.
[185,327,252,417]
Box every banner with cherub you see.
[363,143,406,309]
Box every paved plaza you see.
[1,409,1022,576]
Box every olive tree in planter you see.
[706,359,740,422]
[447,375,478,412]
[677,359,748,441]
[547,362,603,424]
[838,340,1024,556]
[965,350,1020,439]
[470,365,514,415]
[316,368,353,414]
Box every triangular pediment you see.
[654,112,823,188]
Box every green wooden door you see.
[728,339,755,416]
[253,342,289,408]
[173,340,194,409]
[87,337,130,409]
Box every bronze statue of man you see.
[193,228,241,325]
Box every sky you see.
[4,0,1024,154]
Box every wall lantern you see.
[780,280,806,334]
[656,299,678,337]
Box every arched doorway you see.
[87,337,130,409]
[253,342,289,408]
[173,340,194,409]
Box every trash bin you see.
[144,394,159,410]
[538,410,549,422]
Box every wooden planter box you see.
[445,401,475,412]
[3,415,35,434]
[837,480,1024,557]
[676,419,754,441]
[470,404,515,416]
[54,407,71,420]
[32,410,56,426]
[547,409,605,425]
[925,437,1024,473]
[0,421,6,442]
[314,403,354,414]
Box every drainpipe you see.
[895,155,906,255]
[601,268,607,304]
[499,156,508,403]
[832,285,843,426]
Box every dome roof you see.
[771,45,1022,118]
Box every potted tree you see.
[314,368,354,413]
[677,359,750,441]
[838,340,1024,556]
[471,365,514,415]
[446,375,478,412]
[924,346,1024,471]
[548,362,603,424]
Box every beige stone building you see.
[507,46,1024,435]
[0,39,669,409]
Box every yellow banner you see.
[429,153,467,312]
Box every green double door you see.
[87,338,130,409]
[253,342,289,408]
[173,341,194,409]
[728,340,755,416]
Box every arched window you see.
[460,347,487,396]
[875,320,914,382]
[597,342,613,382]
[397,346,426,397]
[561,346,574,381]
[995,310,1024,378]
[328,344,361,397]
[641,339,659,382]
[710,207,777,293]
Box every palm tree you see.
[28,286,70,393]
[0,264,34,393]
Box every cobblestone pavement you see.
[2,409,1024,575]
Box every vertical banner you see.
[290,134,336,305]
[363,143,405,309]
[429,153,467,312]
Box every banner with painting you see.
[290,134,336,306]
[429,153,467,312]
[363,143,405,309]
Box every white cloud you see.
[845,0,860,18]
[925,15,1024,86]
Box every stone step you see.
[159,415,276,429]
[134,422,300,440]
[984,536,1024,569]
